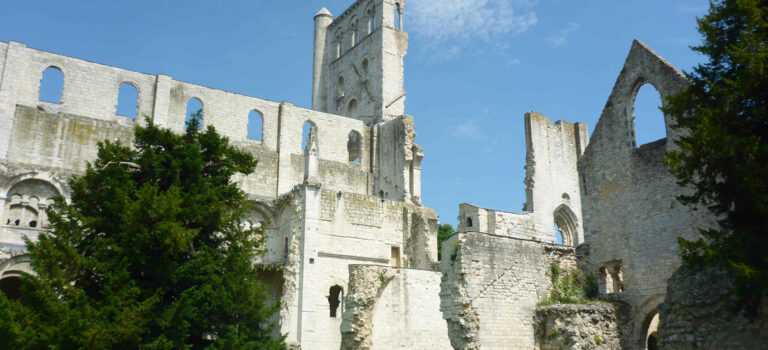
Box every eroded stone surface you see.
[534,303,625,350]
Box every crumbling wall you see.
[578,40,716,348]
[523,112,588,245]
[440,231,576,349]
[0,40,421,202]
[340,265,450,350]
[658,266,768,349]
[534,303,625,350]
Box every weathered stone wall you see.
[440,231,576,349]
[658,266,768,350]
[457,112,587,246]
[340,264,451,350]
[314,0,408,123]
[578,40,716,348]
[534,303,625,350]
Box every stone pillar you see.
[312,8,333,112]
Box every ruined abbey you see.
[1,0,766,349]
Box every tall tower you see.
[311,0,408,125]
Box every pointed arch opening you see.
[328,285,344,317]
[642,309,660,350]
[632,82,667,147]
[347,99,358,118]
[116,82,139,120]
[186,97,204,131]
[247,110,263,141]
[553,204,578,246]
[39,66,64,104]
[301,120,317,150]
[348,130,362,163]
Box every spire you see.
[315,7,333,18]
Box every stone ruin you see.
[0,0,765,349]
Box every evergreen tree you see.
[663,0,768,312]
[437,224,454,260]
[0,112,285,349]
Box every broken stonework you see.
[658,266,768,349]
[534,303,625,350]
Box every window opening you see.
[553,205,577,246]
[554,223,564,245]
[347,99,358,118]
[338,76,345,98]
[466,217,473,227]
[116,82,139,119]
[328,285,343,317]
[0,276,23,300]
[362,58,369,77]
[39,66,64,104]
[301,121,316,150]
[633,83,666,147]
[347,131,362,163]
[394,3,402,30]
[185,97,204,131]
[247,110,263,141]
[390,246,401,267]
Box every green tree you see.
[437,224,454,260]
[0,112,285,349]
[662,0,768,312]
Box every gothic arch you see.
[585,40,689,157]
[553,204,578,246]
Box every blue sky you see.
[0,0,710,227]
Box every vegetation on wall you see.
[437,223,454,260]
[0,112,285,349]
[662,0,768,313]
[540,263,599,306]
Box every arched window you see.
[301,121,317,150]
[466,217,473,227]
[186,97,204,130]
[642,310,660,350]
[347,99,358,118]
[632,83,666,147]
[247,110,263,141]
[116,82,139,119]
[39,66,64,104]
[328,285,344,317]
[0,276,23,300]
[338,76,345,98]
[362,58,369,77]
[353,19,361,45]
[367,5,377,34]
[348,130,362,163]
[3,179,59,229]
[334,31,343,58]
[553,205,578,246]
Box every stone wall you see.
[440,231,576,349]
[578,40,716,348]
[658,266,768,349]
[534,303,626,350]
[314,0,408,123]
[341,264,451,350]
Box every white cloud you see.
[547,22,580,47]
[453,119,483,140]
[409,0,538,44]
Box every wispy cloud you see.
[409,0,538,48]
[453,119,483,140]
[547,22,580,47]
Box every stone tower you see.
[312,0,408,125]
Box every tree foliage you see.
[437,224,454,260]
[0,112,285,349]
[662,0,768,312]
